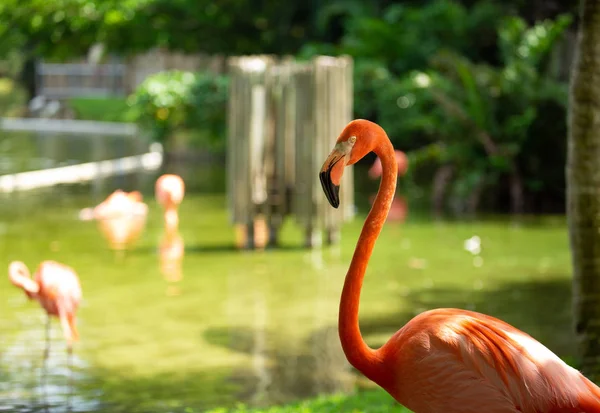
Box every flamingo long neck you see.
[164,208,179,233]
[339,137,397,383]
[9,264,39,296]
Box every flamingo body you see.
[80,190,148,251]
[8,260,82,346]
[318,119,600,413]
[378,308,600,413]
[79,189,144,221]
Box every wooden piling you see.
[226,55,354,249]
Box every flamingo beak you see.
[319,147,347,209]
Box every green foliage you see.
[0,0,323,60]
[186,72,230,143]
[128,70,196,141]
[295,0,574,212]
[338,0,505,74]
[369,12,572,210]
[299,0,509,150]
[0,78,27,117]
[204,390,409,413]
[0,0,576,212]
[128,70,229,148]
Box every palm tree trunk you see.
[568,0,600,382]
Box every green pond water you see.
[0,132,575,412]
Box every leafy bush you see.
[186,72,230,145]
[299,0,509,151]
[0,77,27,117]
[128,70,229,149]
[387,13,572,213]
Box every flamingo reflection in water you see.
[159,230,185,296]
[235,217,269,250]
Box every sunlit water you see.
[0,131,574,412]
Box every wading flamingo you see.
[319,119,600,413]
[79,190,148,252]
[155,174,185,234]
[8,260,81,355]
[368,150,409,222]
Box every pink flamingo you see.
[79,189,144,221]
[319,119,600,413]
[8,260,81,357]
[79,190,148,252]
[368,150,409,222]
[155,174,185,234]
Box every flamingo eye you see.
[348,136,356,144]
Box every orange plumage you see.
[79,189,148,251]
[319,119,600,413]
[8,260,82,347]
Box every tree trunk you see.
[19,42,37,103]
[431,164,454,218]
[568,0,600,383]
[466,176,486,216]
[508,168,525,215]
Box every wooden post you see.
[227,55,275,250]
[226,55,354,250]
[291,56,354,248]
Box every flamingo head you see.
[320,119,385,208]
[8,261,39,297]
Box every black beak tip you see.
[330,185,340,208]
[319,171,341,209]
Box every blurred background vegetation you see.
[0,0,578,215]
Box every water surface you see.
[0,132,574,412]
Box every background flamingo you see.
[8,258,82,399]
[319,119,600,413]
[79,189,148,252]
[78,189,143,221]
[8,260,82,350]
[155,174,185,234]
[368,149,409,222]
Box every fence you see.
[227,55,354,249]
[36,60,127,99]
[0,118,162,193]
[36,50,226,100]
